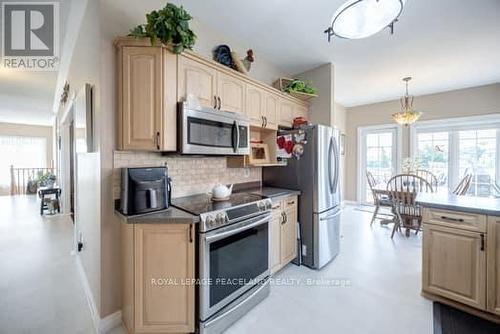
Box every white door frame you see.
[357,124,402,203]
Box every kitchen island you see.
[416,193,500,323]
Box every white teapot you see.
[212,183,233,199]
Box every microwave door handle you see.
[236,121,240,152]
[231,121,237,153]
[205,214,270,243]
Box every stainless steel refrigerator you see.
[263,124,341,269]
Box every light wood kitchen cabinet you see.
[122,223,195,334]
[281,196,298,265]
[246,84,266,127]
[119,46,161,151]
[278,98,295,127]
[178,54,218,109]
[270,201,283,274]
[294,104,308,121]
[264,92,279,130]
[270,195,298,274]
[422,222,486,310]
[217,71,245,114]
[487,216,500,316]
[117,45,177,151]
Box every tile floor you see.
[0,196,432,334]
[0,195,94,333]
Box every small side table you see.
[38,187,62,215]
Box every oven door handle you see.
[205,214,270,243]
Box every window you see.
[0,136,47,192]
[458,129,497,197]
[412,115,500,198]
[416,132,449,188]
[358,126,401,203]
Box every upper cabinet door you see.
[278,99,294,127]
[217,71,245,114]
[294,104,308,121]
[264,92,279,130]
[178,55,217,108]
[246,84,265,127]
[120,46,162,151]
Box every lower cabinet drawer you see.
[422,208,486,233]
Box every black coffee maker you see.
[120,167,172,215]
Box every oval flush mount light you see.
[325,0,405,42]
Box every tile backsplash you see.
[113,151,261,199]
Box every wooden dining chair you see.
[416,169,438,191]
[452,173,473,196]
[366,171,393,226]
[386,174,434,238]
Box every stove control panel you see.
[200,198,272,232]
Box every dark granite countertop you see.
[416,192,500,216]
[116,207,199,224]
[244,186,301,199]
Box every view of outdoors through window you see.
[459,129,497,197]
[416,132,449,188]
[416,128,499,197]
[365,131,394,202]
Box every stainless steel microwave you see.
[178,102,250,155]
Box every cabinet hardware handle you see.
[272,205,280,209]
[217,96,222,110]
[281,212,285,225]
[264,116,268,128]
[156,132,160,150]
[213,95,217,109]
[261,116,264,128]
[287,201,295,205]
[480,234,485,251]
[440,216,464,223]
[189,224,193,243]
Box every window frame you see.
[410,114,500,194]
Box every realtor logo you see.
[1,2,59,71]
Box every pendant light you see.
[325,0,405,42]
[392,77,422,126]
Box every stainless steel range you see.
[172,193,273,334]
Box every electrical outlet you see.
[302,244,307,256]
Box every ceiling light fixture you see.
[325,0,405,42]
[392,77,422,126]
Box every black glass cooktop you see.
[172,192,264,216]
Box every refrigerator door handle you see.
[319,212,341,221]
[328,136,334,193]
[332,135,340,194]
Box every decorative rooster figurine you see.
[242,49,254,71]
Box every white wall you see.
[56,0,103,316]
[345,83,500,201]
[296,63,334,126]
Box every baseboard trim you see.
[76,255,122,333]
[342,200,358,206]
[99,310,123,334]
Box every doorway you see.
[357,125,402,203]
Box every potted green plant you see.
[129,3,196,54]
[273,78,318,101]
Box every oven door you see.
[200,213,270,321]
[180,107,249,155]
